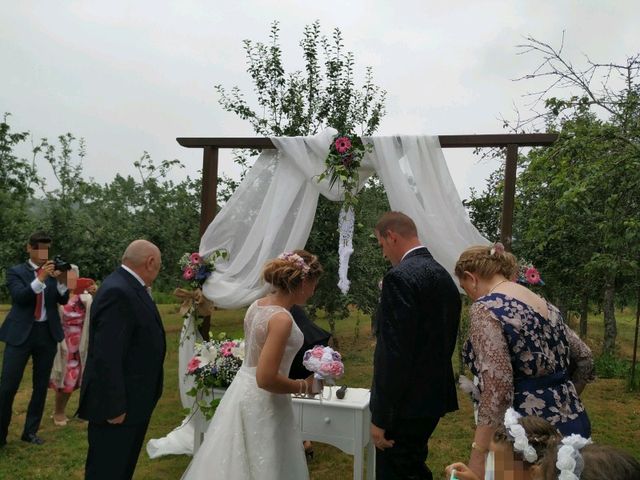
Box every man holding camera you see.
[0,231,72,446]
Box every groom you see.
[370,212,461,479]
[78,240,166,480]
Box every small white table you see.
[193,386,375,480]
[292,386,375,480]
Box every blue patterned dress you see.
[462,293,593,437]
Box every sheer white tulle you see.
[200,129,487,309]
[146,316,201,458]
[181,302,308,480]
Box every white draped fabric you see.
[148,129,489,460]
[146,317,202,459]
[200,129,487,308]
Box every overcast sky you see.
[2,1,638,201]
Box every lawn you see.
[0,303,638,479]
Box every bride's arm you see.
[256,312,313,394]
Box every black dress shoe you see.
[21,433,45,445]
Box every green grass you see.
[0,304,638,479]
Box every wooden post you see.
[500,144,518,251]
[199,147,219,237]
[198,146,219,339]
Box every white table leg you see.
[366,441,376,479]
[353,448,364,480]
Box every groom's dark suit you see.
[371,247,461,480]
[78,266,166,480]
[0,262,69,444]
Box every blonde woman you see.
[182,250,323,480]
[455,244,594,478]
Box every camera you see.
[53,255,73,272]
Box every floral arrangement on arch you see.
[185,333,244,419]
[174,249,228,343]
[179,249,228,289]
[318,133,369,208]
[516,259,544,286]
[317,132,371,295]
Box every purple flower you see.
[195,265,209,281]
[341,154,353,167]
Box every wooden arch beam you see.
[178,133,558,251]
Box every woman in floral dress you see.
[49,274,96,425]
[454,244,594,478]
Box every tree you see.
[215,21,389,338]
[0,114,41,300]
[463,36,640,353]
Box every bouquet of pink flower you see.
[302,345,344,387]
[178,249,228,289]
[185,335,244,419]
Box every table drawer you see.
[300,406,355,439]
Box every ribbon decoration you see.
[173,287,215,317]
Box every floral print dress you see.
[462,293,594,437]
[50,295,86,392]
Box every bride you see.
[181,250,322,480]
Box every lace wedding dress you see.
[181,301,309,480]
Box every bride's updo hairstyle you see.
[454,244,518,280]
[263,250,323,293]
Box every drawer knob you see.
[324,417,331,424]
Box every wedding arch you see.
[144,130,557,459]
[178,130,557,309]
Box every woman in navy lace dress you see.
[454,244,594,478]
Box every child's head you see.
[536,439,640,480]
[489,410,561,479]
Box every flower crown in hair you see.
[556,434,592,480]
[504,408,538,463]
[277,252,310,277]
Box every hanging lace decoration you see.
[337,206,355,294]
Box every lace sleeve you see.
[565,326,595,385]
[468,303,514,427]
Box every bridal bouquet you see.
[186,336,244,419]
[303,345,344,390]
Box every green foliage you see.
[0,115,202,299]
[215,21,390,334]
[215,21,386,137]
[467,40,640,355]
[594,353,630,379]
[0,114,41,296]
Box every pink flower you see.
[190,252,202,264]
[66,332,81,353]
[311,346,325,359]
[335,136,352,154]
[183,267,195,280]
[64,367,80,387]
[526,267,541,285]
[187,357,202,374]
[320,361,344,378]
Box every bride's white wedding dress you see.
[181,301,309,480]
